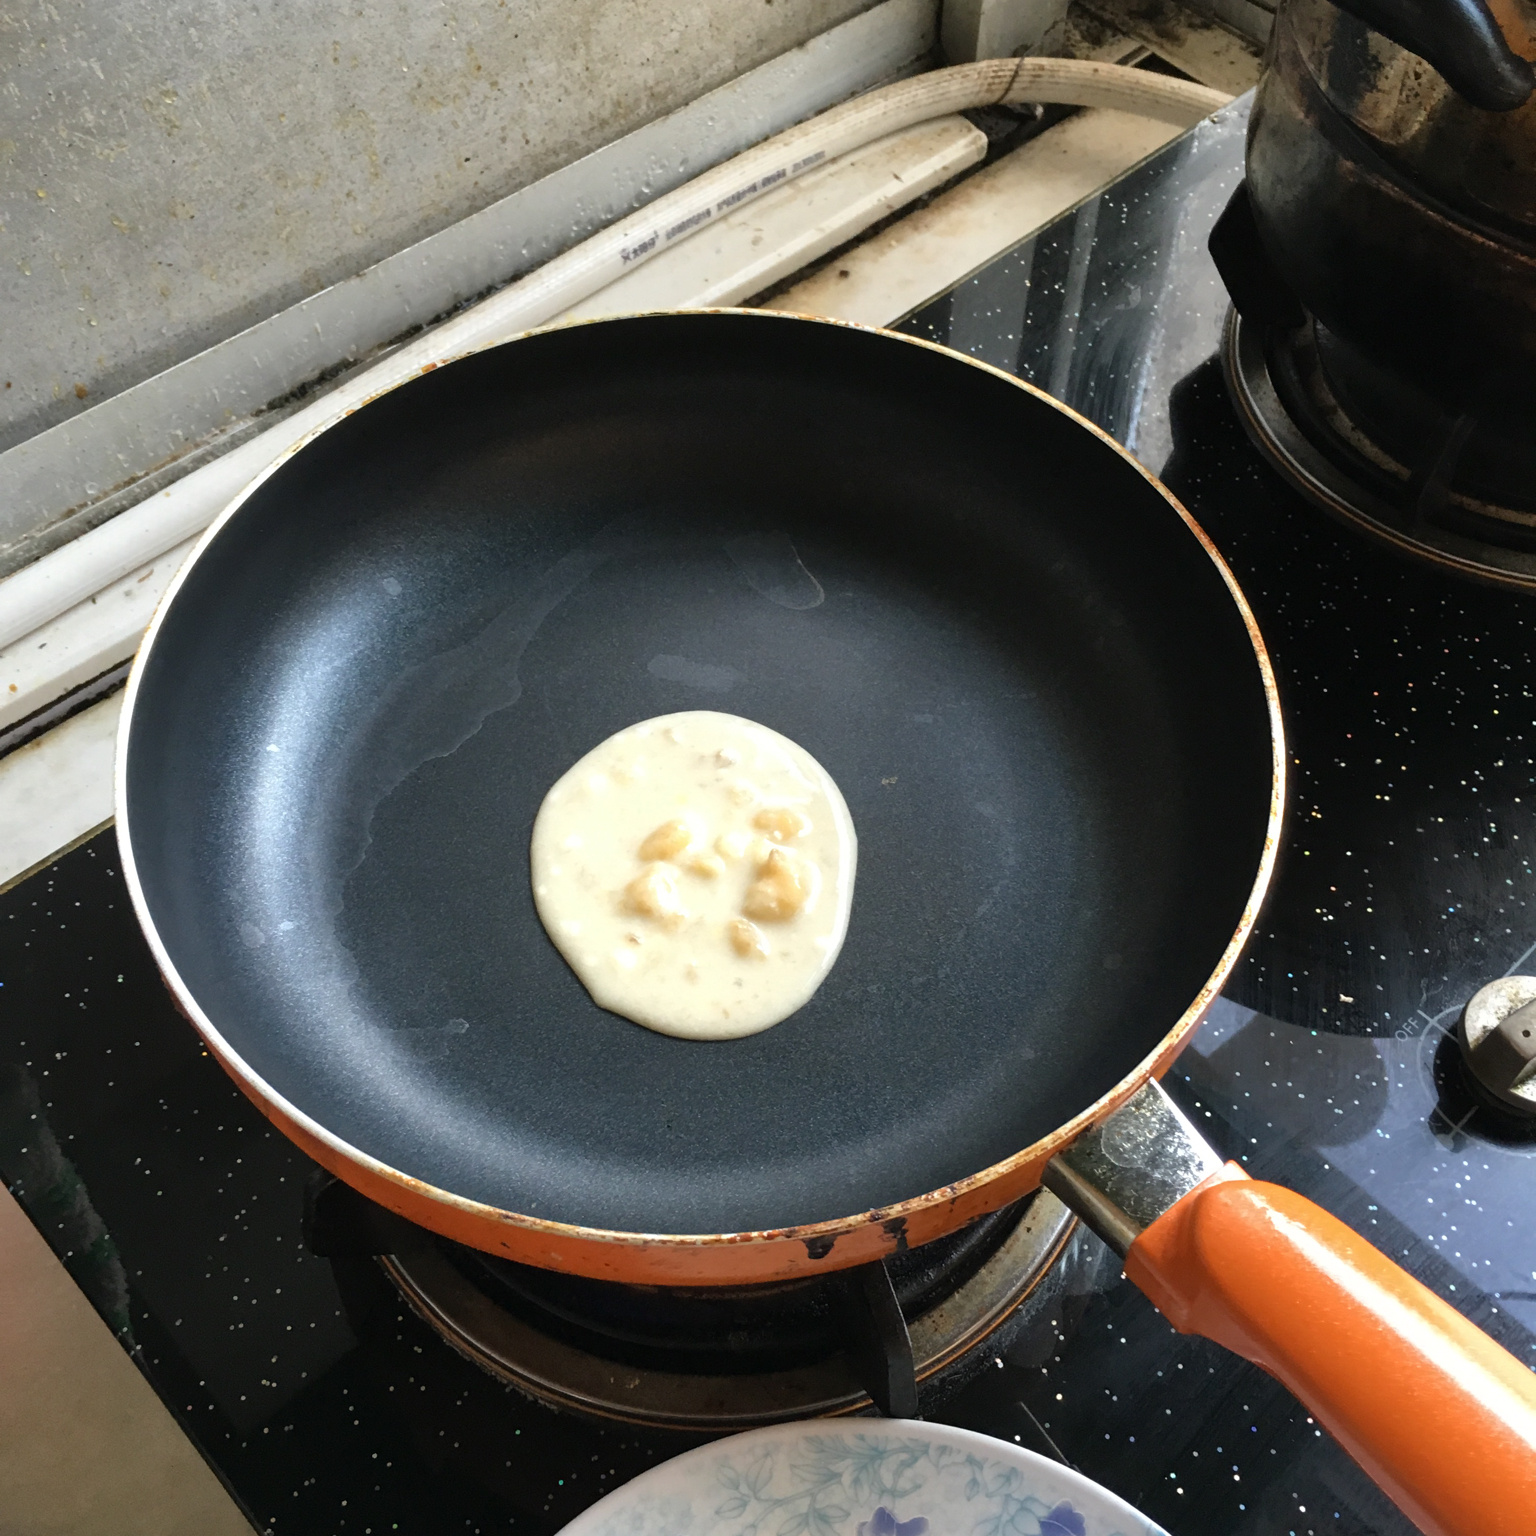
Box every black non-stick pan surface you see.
[122,312,1274,1237]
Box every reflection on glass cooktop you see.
[2,96,1532,1536]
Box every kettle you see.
[1211,0,1536,527]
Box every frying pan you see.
[117,311,1535,1536]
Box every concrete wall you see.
[0,0,875,448]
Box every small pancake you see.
[530,711,857,1039]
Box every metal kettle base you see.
[1222,308,1536,591]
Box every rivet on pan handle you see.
[1043,1079,1536,1536]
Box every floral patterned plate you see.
[558,1419,1169,1536]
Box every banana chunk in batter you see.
[530,711,857,1039]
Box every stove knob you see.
[1460,977,1536,1117]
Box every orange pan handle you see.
[1128,1164,1536,1536]
[1043,1081,1536,1536]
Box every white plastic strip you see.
[0,694,120,892]
[559,116,988,321]
[0,537,196,734]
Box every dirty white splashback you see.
[0,0,885,450]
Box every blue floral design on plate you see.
[860,1506,930,1536]
[1040,1502,1088,1536]
[561,1420,1169,1536]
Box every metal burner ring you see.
[380,1191,1077,1432]
[1222,308,1536,592]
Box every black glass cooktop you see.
[3,98,1533,1536]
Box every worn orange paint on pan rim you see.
[116,308,1287,1287]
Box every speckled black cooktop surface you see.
[3,99,1533,1536]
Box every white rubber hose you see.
[0,59,1229,652]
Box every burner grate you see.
[1223,308,1536,589]
[303,1173,1088,1432]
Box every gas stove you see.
[4,103,1535,1536]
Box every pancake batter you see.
[530,711,857,1039]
